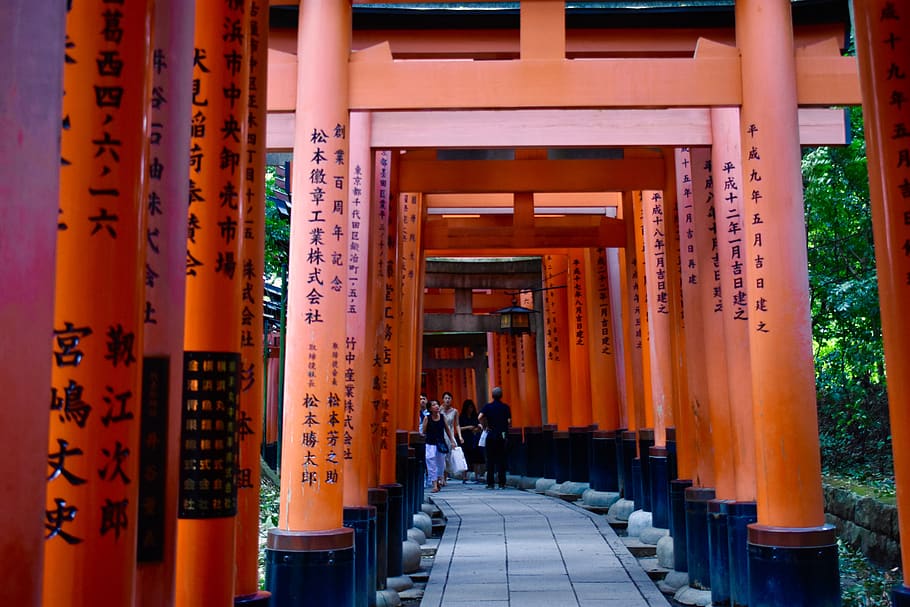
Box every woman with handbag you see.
[421,399,456,493]
[458,399,483,482]
[440,391,463,486]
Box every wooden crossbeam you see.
[266,108,849,151]
[398,158,665,193]
[422,214,626,252]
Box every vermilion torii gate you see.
[1,1,908,607]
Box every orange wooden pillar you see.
[606,247,632,431]
[853,2,910,603]
[622,193,648,434]
[234,1,270,604]
[709,108,759,604]
[137,2,194,605]
[641,191,675,447]
[2,4,64,605]
[584,248,621,432]
[670,148,705,486]
[736,1,839,602]
[543,254,572,428]
[396,192,424,432]
[371,149,407,586]
[710,110,758,503]
[266,1,354,604]
[688,148,723,492]
[372,150,396,486]
[641,188,676,526]
[46,2,151,606]
[518,292,543,427]
[567,249,594,427]
[342,110,379,607]
[175,1,247,605]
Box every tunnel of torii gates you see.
[3,0,910,606]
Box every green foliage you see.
[839,539,903,607]
[264,166,290,281]
[258,471,280,589]
[803,106,892,482]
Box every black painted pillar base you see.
[670,479,693,572]
[568,426,590,483]
[344,506,377,607]
[265,527,355,607]
[638,428,655,512]
[631,458,643,511]
[590,431,619,492]
[727,501,756,607]
[541,425,557,479]
[622,431,637,500]
[508,428,524,477]
[708,499,732,606]
[525,426,544,478]
[406,447,417,515]
[649,446,669,528]
[685,486,716,590]
[368,487,389,591]
[615,428,628,496]
[893,584,910,606]
[380,483,404,578]
[665,427,677,484]
[409,432,426,511]
[554,431,571,483]
[234,591,271,606]
[747,524,840,607]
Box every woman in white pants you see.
[421,399,455,493]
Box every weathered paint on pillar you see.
[567,249,594,427]
[235,0,269,599]
[671,148,702,483]
[854,0,910,580]
[642,191,675,447]
[584,248,621,431]
[344,111,376,504]
[519,292,543,427]
[710,107,758,502]
[176,0,247,604]
[1,3,63,604]
[543,254,572,428]
[396,193,423,431]
[662,153,688,448]
[373,150,397,485]
[692,147,734,497]
[137,1,194,604]
[737,0,825,527]
[619,193,644,432]
[606,248,631,430]
[47,3,151,606]
[279,0,352,531]
[631,192,655,432]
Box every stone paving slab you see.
[421,484,671,607]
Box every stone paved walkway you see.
[420,483,671,607]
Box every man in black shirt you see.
[478,386,512,489]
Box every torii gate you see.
[259,1,904,606]
[1,1,908,607]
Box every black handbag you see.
[437,441,449,454]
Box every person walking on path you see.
[458,398,482,482]
[440,391,463,486]
[478,386,512,489]
[422,399,456,493]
